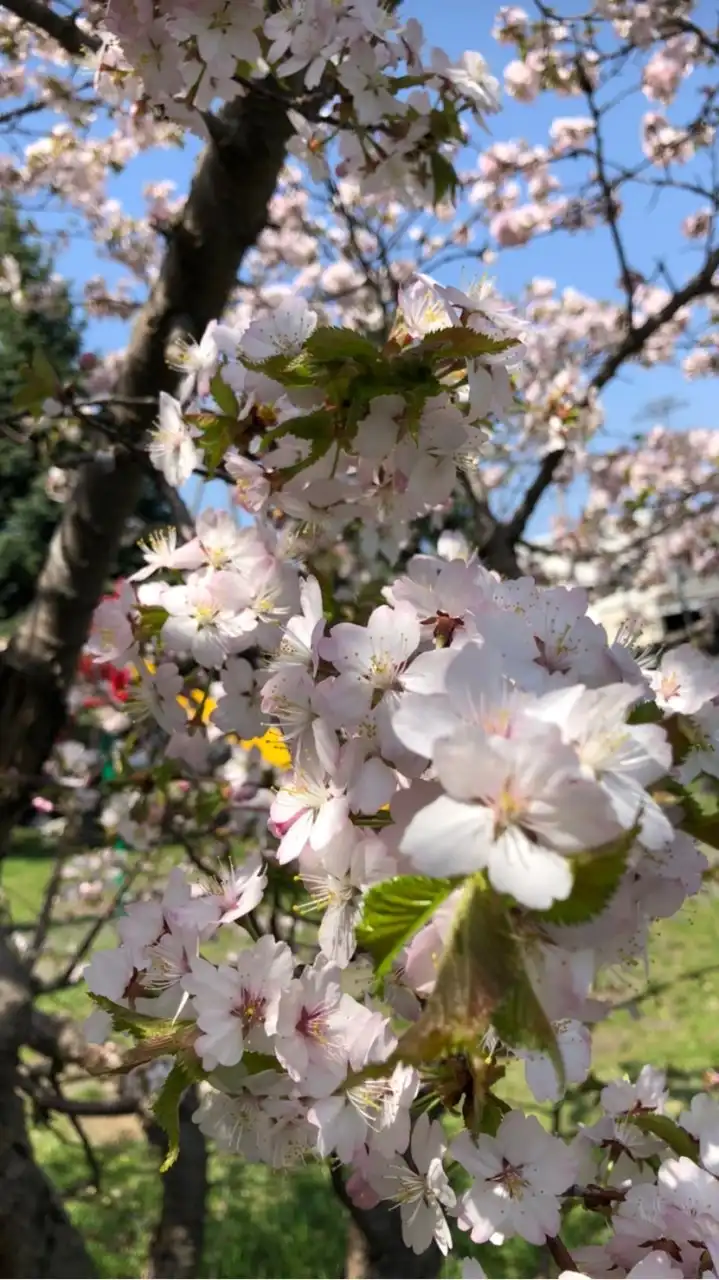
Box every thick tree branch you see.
[0,0,101,55]
[0,83,296,851]
[0,937,95,1277]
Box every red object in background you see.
[77,652,131,704]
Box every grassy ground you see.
[3,836,719,1278]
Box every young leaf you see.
[356,874,458,979]
[305,326,379,366]
[536,826,639,928]
[210,372,239,418]
[152,1056,204,1173]
[430,152,458,205]
[663,712,709,766]
[631,1113,699,1161]
[264,407,335,445]
[242,349,320,386]
[118,1028,198,1073]
[405,326,520,362]
[627,700,663,726]
[136,605,169,641]
[396,876,562,1086]
[677,772,719,848]
[196,413,235,476]
[89,993,193,1041]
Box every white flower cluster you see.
[84,269,719,1273]
[96,0,499,202]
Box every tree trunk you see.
[0,938,95,1277]
[145,1086,208,1279]
[0,84,295,856]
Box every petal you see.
[487,830,572,909]
[400,795,492,876]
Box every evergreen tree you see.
[0,204,172,622]
[0,202,84,620]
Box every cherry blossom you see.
[451,1110,578,1245]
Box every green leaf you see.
[396,876,562,1086]
[627,700,663,725]
[677,772,719,848]
[664,712,711,767]
[537,826,638,928]
[305,326,379,366]
[210,372,239,418]
[136,605,169,641]
[430,152,458,205]
[12,348,60,412]
[88,995,199,1074]
[475,1090,510,1138]
[264,407,335,446]
[242,349,320,386]
[89,994,192,1041]
[632,1113,699,1160]
[356,875,458,979]
[195,412,235,476]
[405,326,520,362]
[153,1057,204,1173]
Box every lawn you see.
[2,837,718,1278]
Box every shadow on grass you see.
[36,1128,349,1280]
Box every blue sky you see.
[42,1,717,522]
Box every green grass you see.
[35,1127,347,1279]
[3,838,719,1278]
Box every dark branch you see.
[0,0,101,54]
[507,243,719,542]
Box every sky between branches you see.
[37,0,719,526]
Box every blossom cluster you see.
[94,0,500,204]
[81,269,719,1271]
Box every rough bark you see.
[0,937,95,1277]
[144,1086,208,1279]
[331,1166,442,1279]
[0,86,295,854]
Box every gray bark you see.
[0,86,295,853]
[0,937,95,1277]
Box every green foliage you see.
[0,202,173,623]
[304,326,379,366]
[207,316,508,500]
[356,874,458,979]
[536,826,639,927]
[209,371,239,418]
[396,875,562,1084]
[631,1112,700,1160]
[0,202,83,620]
[676,772,719,848]
[152,1058,204,1172]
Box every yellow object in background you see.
[134,661,292,771]
[177,688,217,725]
[241,726,292,770]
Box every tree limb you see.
[0,0,101,55]
[506,244,719,543]
[0,937,95,1277]
[0,82,296,852]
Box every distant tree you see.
[0,203,173,623]
[0,201,85,621]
